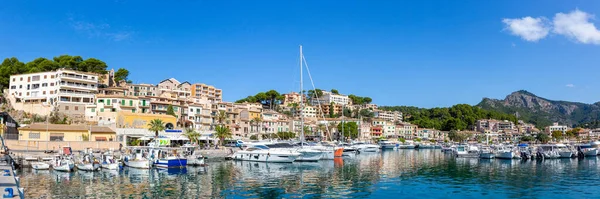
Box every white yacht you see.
[590,141,600,155]
[353,142,381,153]
[378,139,396,150]
[232,144,301,163]
[537,145,561,159]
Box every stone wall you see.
[4,140,120,151]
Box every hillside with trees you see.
[0,55,129,90]
[380,104,518,131]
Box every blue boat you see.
[150,148,187,168]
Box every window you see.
[74,106,79,111]
[112,99,117,103]
[100,108,104,112]
[49,133,64,141]
[50,75,54,78]
[111,108,116,112]
[50,83,54,86]
[32,75,40,81]
[106,99,110,105]
[98,99,104,103]
[42,83,48,87]
[44,75,47,79]
[19,77,22,81]
[12,78,15,82]
[19,85,22,89]
[49,91,53,94]
[132,109,136,113]
[10,86,15,89]
[28,132,41,139]
[65,106,69,110]
[43,91,46,95]
[91,108,95,112]
[95,137,107,141]
[121,100,125,105]
[129,100,133,106]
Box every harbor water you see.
[19,149,600,198]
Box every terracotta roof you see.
[18,123,114,133]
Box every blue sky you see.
[1,1,600,107]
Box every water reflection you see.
[18,150,600,198]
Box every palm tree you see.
[254,116,263,135]
[216,110,228,125]
[215,125,232,146]
[184,128,200,144]
[148,119,165,137]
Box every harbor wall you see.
[3,140,120,151]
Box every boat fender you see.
[3,188,13,198]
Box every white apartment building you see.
[545,122,569,134]
[374,110,402,123]
[8,69,98,116]
[294,105,317,119]
[310,91,349,105]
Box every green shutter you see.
[142,100,146,106]
[100,108,104,112]
[129,100,133,106]
[91,108,95,112]
[106,100,110,105]
[132,109,135,113]
[121,100,125,105]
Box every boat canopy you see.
[518,143,528,147]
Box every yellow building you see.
[18,123,116,141]
[116,111,177,129]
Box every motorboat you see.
[123,147,153,169]
[397,141,416,149]
[353,142,380,153]
[150,148,187,168]
[578,144,598,157]
[454,145,479,158]
[76,149,100,171]
[517,144,534,159]
[494,145,516,159]
[556,144,573,158]
[182,145,206,166]
[441,145,455,153]
[590,141,600,155]
[378,139,396,150]
[232,144,301,163]
[416,142,437,149]
[338,143,358,157]
[537,145,561,159]
[479,146,495,159]
[51,155,75,172]
[100,151,119,170]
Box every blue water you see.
[19,150,600,198]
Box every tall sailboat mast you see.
[300,45,304,146]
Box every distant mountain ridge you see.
[476,90,600,128]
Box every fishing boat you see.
[31,160,50,170]
[52,154,75,172]
[182,145,206,166]
[100,151,119,170]
[150,148,187,168]
[232,143,301,163]
[479,146,495,159]
[123,147,153,169]
[454,145,479,158]
[76,149,100,171]
[378,139,396,150]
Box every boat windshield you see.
[253,145,270,150]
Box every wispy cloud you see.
[68,16,134,41]
[566,84,575,88]
[502,17,550,42]
[503,9,600,45]
[553,9,600,45]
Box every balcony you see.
[60,82,97,91]
[60,73,97,83]
[58,91,95,98]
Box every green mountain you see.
[476,90,600,128]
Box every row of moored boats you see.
[442,141,600,159]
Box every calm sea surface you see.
[19,150,600,199]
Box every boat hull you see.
[361,147,380,153]
[101,163,119,170]
[479,153,495,159]
[125,160,152,169]
[31,162,50,170]
[155,158,187,168]
[584,149,598,156]
[232,152,299,163]
[53,163,74,172]
[76,163,100,171]
[496,152,515,159]
[559,152,573,158]
[187,157,206,166]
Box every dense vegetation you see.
[0,55,128,90]
[379,104,518,131]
